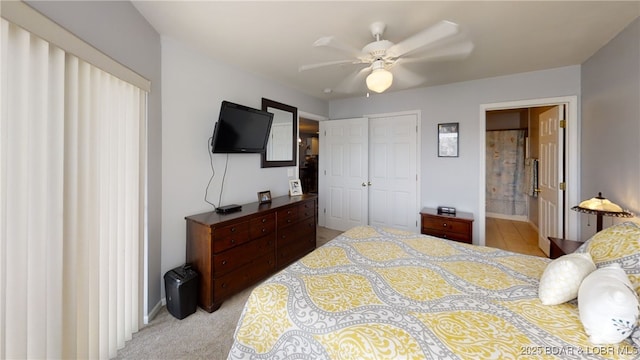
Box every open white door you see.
[320,118,369,231]
[538,105,564,255]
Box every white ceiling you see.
[132,1,639,100]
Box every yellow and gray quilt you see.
[228,226,638,359]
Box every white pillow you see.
[538,252,596,305]
[578,263,639,345]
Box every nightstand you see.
[548,237,583,259]
[420,207,474,244]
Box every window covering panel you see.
[0,17,146,359]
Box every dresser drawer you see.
[298,200,315,220]
[213,235,275,276]
[277,206,299,227]
[213,253,276,300]
[249,213,276,239]
[277,231,315,268]
[278,216,315,247]
[212,221,250,253]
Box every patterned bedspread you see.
[228,226,639,359]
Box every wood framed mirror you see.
[261,98,297,168]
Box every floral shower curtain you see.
[486,130,527,216]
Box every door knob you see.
[362,182,367,187]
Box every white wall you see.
[581,18,640,240]
[329,66,581,243]
[161,37,327,295]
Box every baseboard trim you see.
[145,299,165,324]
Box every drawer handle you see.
[221,283,227,288]
[230,227,236,233]
[231,239,236,244]
[287,219,292,223]
[222,260,227,265]
[262,218,267,223]
[442,223,448,227]
[287,210,292,215]
[262,228,267,233]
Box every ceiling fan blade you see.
[334,65,371,94]
[313,36,365,58]
[404,40,474,63]
[299,59,360,72]
[387,20,459,58]
[388,62,426,88]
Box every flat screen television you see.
[210,101,274,153]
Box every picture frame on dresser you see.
[258,190,271,204]
[289,179,303,196]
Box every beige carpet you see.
[116,226,342,360]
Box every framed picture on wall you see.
[289,179,303,196]
[438,122,459,157]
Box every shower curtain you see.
[486,130,527,216]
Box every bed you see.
[228,224,640,359]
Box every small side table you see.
[548,237,583,259]
[420,207,474,244]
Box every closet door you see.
[319,114,419,232]
[368,114,418,231]
[320,118,369,231]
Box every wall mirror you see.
[261,98,297,168]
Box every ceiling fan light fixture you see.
[366,64,393,93]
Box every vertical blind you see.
[0,17,146,359]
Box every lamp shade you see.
[571,192,634,232]
[572,192,630,215]
[366,61,393,93]
[577,194,623,212]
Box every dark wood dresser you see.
[420,207,474,244]
[185,194,317,312]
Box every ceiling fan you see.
[299,21,474,94]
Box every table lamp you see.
[571,192,634,232]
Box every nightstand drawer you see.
[422,228,471,244]
[421,217,471,235]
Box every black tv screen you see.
[211,101,274,153]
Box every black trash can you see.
[164,264,198,319]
